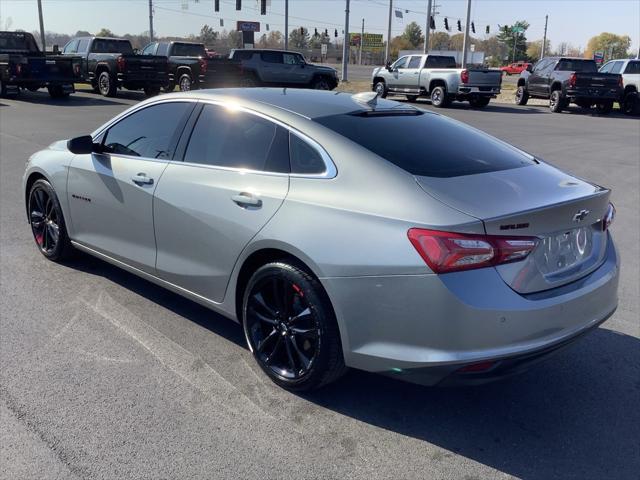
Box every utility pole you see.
[385,0,392,63]
[461,0,472,67]
[284,0,289,49]
[37,0,46,51]
[541,14,548,59]
[424,0,432,54]
[512,31,518,62]
[359,18,364,65]
[148,0,154,42]
[342,0,350,82]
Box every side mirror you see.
[52,44,60,54]
[133,48,139,55]
[385,61,392,71]
[526,64,533,72]
[67,135,99,155]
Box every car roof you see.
[169,88,418,120]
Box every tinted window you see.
[408,56,422,68]
[315,112,535,178]
[63,39,79,54]
[0,32,40,51]
[599,62,612,73]
[289,134,326,174]
[261,51,283,63]
[283,53,304,65]
[626,61,640,74]
[141,43,157,55]
[610,61,624,74]
[157,43,169,56]
[556,59,597,72]
[233,50,254,60]
[91,39,133,54]
[104,102,192,159]
[392,56,408,69]
[172,43,206,57]
[184,105,289,173]
[77,39,90,53]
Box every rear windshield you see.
[0,32,39,52]
[556,59,597,72]
[91,39,133,54]
[172,43,206,57]
[315,111,536,178]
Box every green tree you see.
[199,24,218,46]
[429,31,450,50]
[289,27,310,49]
[401,21,423,49]
[526,39,552,62]
[96,28,116,37]
[585,32,631,60]
[496,21,529,62]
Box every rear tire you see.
[469,96,490,108]
[162,81,176,93]
[595,100,613,115]
[430,86,450,108]
[28,179,74,262]
[515,86,529,105]
[549,90,566,113]
[242,261,346,392]
[143,86,161,97]
[98,71,117,97]
[374,80,387,98]
[622,92,638,115]
[178,73,193,92]
[311,76,331,90]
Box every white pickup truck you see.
[371,54,502,108]
[599,58,640,115]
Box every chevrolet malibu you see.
[23,89,619,391]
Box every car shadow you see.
[62,252,638,480]
[4,90,129,107]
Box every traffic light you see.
[314,28,318,37]
[430,16,435,29]
[260,0,266,15]
[471,22,475,33]
[214,0,219,12]
[457,20,461,31]
[300,26,304,36]
[334,28,338,38]
[235,0,241,11]
[486,25,490,34]
[444,18,449,31]
[324,28,328,36]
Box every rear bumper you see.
[117,72,167,87]
[457,85,501,97]
[566,87,621,102]
[322,233,619,385]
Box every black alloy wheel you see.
[243,262,345,391]
[28,179,73,261]
[312,77,331,90]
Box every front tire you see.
[621,92,638,115]
[242,262,346,392]
[28,179,74,261]
[98,71,117,97]
[515,85,529,105]
[374,80,387,98]
[549,90,566,113]
[430,85,450,108]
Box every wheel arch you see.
[624,84,638,94]
[24,171,48,221]
[373,76,385,85]
[550,81,563,92]
[428,79,447,93]
[517,78,526,87]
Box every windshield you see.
[172,43,206,57]
[92,39,133,54]
[0,32,40,52]
[315,112,536,178]
[556,59,598,72]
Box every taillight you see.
[73,62,81,76]
[602,203,615,231]
[460,69,469,84]
[407,228,538,273]
[199,57,208,74]
[618,75,623,88]
[568,72,577,88]
[16,63,22,75]
[116,56,126,73]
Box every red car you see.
[501,62,531,75]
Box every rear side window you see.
[172,43,206,57]
[556,59,597,72]
[92,39,133,54]
[261,51,283,63]
[624,61,640,74]
[407,56,422,68]
[76,39,89,53]
[315,112,535,178]
[157,43,169,56]
[289,134,326,175]
[183,105,289,173]
[104,102,193,159]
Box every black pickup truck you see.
[516,57,622,114]
[61,36,168,97]
[141,41,207,92]
[0,31,82,98]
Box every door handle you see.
[131,173,154,185]
[231,192,262,208]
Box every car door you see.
[386,56,408,90]
[259,51,283,82]
[67,101,195,273]
[401,55,423,91]
[528,59,552,95]
[153,102,290,303]
[282,52,309,84]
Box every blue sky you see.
[2,0,639,52]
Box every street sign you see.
[593,51,604,64]
[511,26,525,33]
[237,21,260,32]
[321,44,327,55]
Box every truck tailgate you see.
[466,69,502,86]
[120,54,167,74]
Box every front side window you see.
[103,102,193,159]
[283,53,304,65]
[142,43,157,55]
[183,104,289,173]
[407,56,422,69]
[392,56,408,69]
[63,40,79,54]
[610,61,624,74]
[599,62,613,73]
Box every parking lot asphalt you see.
[1,90,639,480]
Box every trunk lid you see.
[415,163,611,293]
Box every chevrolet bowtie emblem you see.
[573,209,590,222]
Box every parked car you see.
[23,89,619,391]
[500,62,531,76]
[207,49,339,89]
[141,40,208,92]
[599,58,640,115]
[0,31,82,98]
[516,57,623,114]
[372,54,502,108]
[61,36,168,97]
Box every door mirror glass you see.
[67,135,97,155]
[526,64,533,72]
[385,61,392,71]
[52,44,60,54]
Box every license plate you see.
[534,227,593,274]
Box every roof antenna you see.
[352,91,380,109]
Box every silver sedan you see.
[23,89,619,391]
